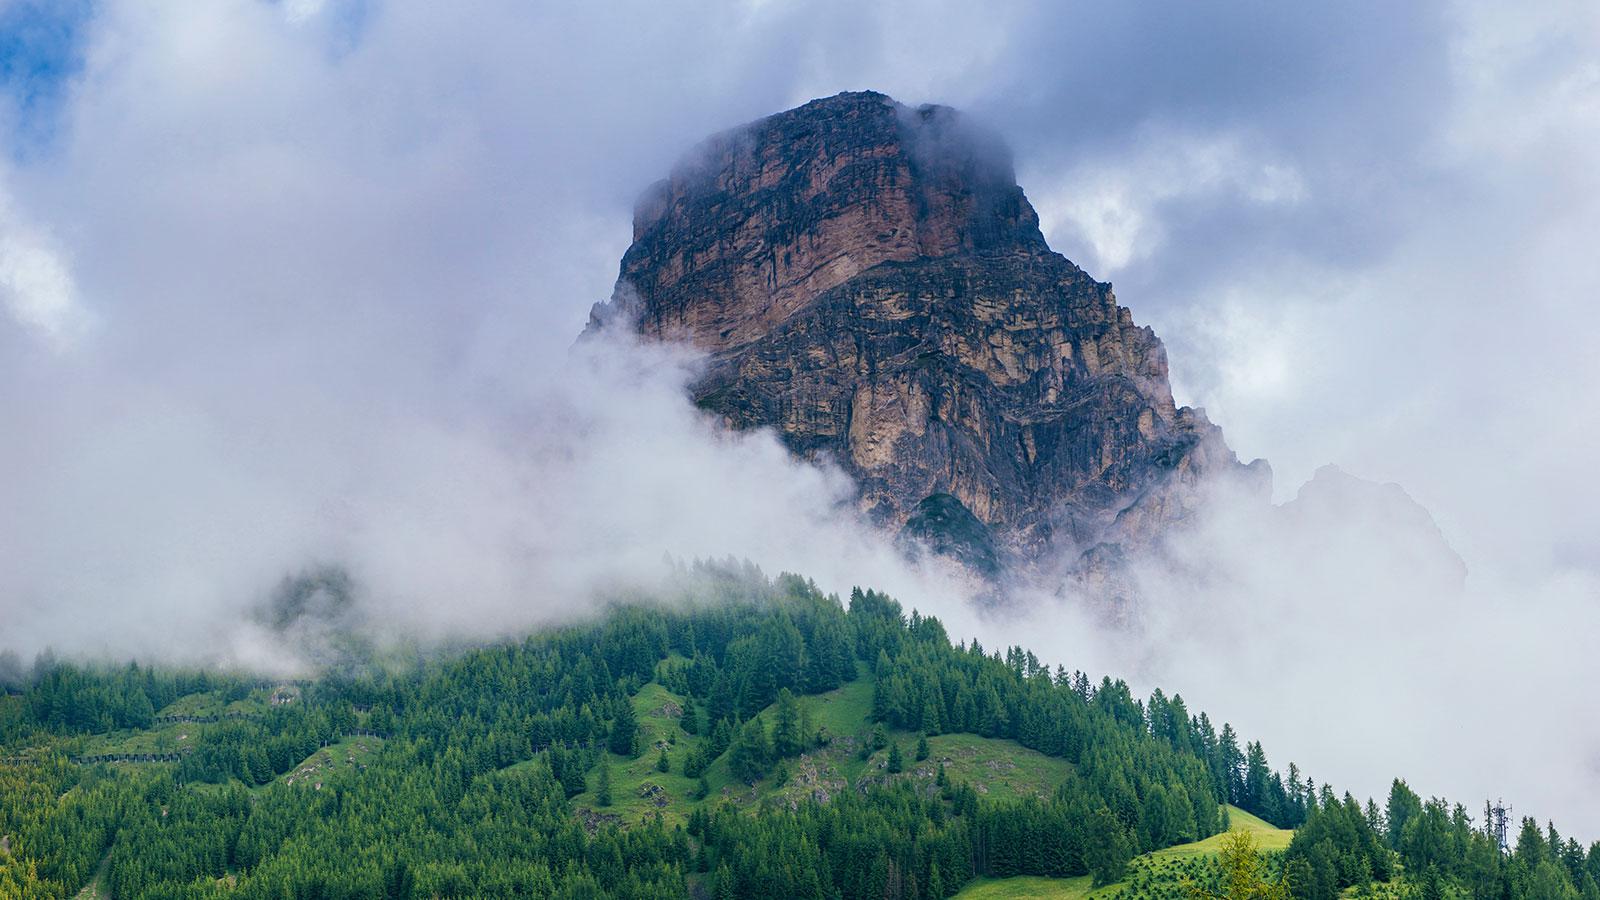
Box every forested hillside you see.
[0,566,1594,898]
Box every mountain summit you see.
[588,91,1266,579]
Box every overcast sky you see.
[2,0,1597,835]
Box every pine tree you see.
[709,717,733,756]
[1244,741,1272,818]
[656,747,670,773]
[596,758,613,807]
[1516,816,1547,868]
[1286,762,1305,826]
[772,688,802,758]
[916,733,929,762]
[609,697,638,757]
[708,673,736,725]
[1139,784,1170,850]
[1386,779,1422,851]
[1211,829,1290,899]
[383,860,417,900]
[887,741,904,774]
[1085,805,1132,886]
[1218,723,1244,803]
[729,716,770,784]
[921,692,945,735]
[1419,866,1445,900]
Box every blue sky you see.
[0,0,92,156]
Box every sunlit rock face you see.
[589,90,1264,581]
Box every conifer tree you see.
[1218,723,1244,802]
[773,688,802,758]
[729,715,770,784]
[596,758,613,807]
[1386,779,1422,851]
[1200,829,1289,899]
[610,697,638,757]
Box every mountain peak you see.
[589,92,1257,582]
[594,91,1050,344]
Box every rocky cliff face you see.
[588,91,1266,580]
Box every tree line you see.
[0,564,1594,898]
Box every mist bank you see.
[3,324,1597,837]
[0,331,979,669]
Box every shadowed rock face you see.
[1281,465,1467,593]
[589,90,1266,579]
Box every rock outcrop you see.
[588,91,1266,579]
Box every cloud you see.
[0,0,1595,838]
[1113,470,1600,842]
[0,183,89,347]
[1032,128,1306,275]
[0,319,982,676]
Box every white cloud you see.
[282,0,327,26]
[0,188,90,349]
[1031,128,1306,273]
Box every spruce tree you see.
[729,716,770,784]
[1244,741,1272,816]
[1218,723,1244,802]
[610,697,638,757]
[916,734,929,761]
[772,688,802,758]
[1386,779,1422,851]
[596,759,613,807]
[887,741,904,774]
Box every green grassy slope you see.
[564,666,1079,831]
[955,806,1295,899]
[275,735,384,790]
[154,687,272,719]
[568,681,707,829]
